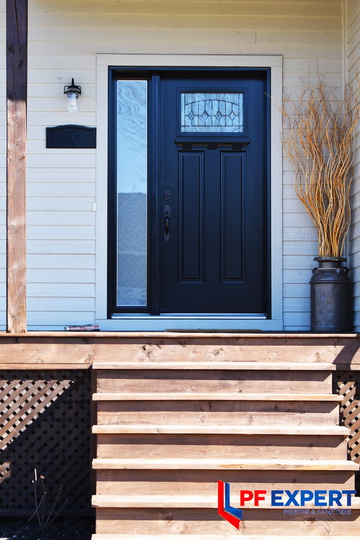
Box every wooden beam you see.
[0,333,358,368]
[6,0,28,333]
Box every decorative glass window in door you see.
[181,92,243,133]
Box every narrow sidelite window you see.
[116,80,148,307]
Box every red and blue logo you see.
[217,480,244,529]
[218,480,356,530]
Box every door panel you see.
[179,151,205,282]
[221,151,243,281]
[158,72,268,314]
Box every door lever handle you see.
[163,204,171,241]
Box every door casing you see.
[95,54,283,331]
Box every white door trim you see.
[95,54,283,331]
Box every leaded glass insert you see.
[181,92,243,133]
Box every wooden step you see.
[96,469,355,495]
[94,506,360,536]
[94,362,337,370]
[92,494,360,509]
[93,392,343,401]
[92,536,360,540]
[96,398,340,426]
[93,424,350,435]
[96,371,332,394]
[93,495,217,509]
[96,432,348,460]
[93,457,359,471]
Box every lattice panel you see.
[0,370,92,516]
[334,370,360,493]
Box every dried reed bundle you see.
[282,81,359,257]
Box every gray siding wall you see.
[348,0,360,330]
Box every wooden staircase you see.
[91,335,360,538]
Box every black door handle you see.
[163,204,171,241]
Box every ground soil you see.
[0,517,95,540]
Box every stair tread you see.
[91,529,360,540]
[94,361,336,370]
[92,494,360,509]
[93,392,342,401]
[92,424,350,436]
[92,457,359,471]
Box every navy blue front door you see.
[158,71,269,314]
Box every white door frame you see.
[95,53,283,331]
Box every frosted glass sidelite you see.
[117,80,147,307]
[181,92,244,133]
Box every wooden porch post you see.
[6,0,28,333]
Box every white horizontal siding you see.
[283,269,315,284]
[27,269,95,283]
[27,240,95,254]
[27,112,96,126]
[28,283,95,297]
[283,227,317,242]
[28,226,95,240]
[28,12,272,33]
[283,241,318,255]
[284,283,310,298]
[27,198,94,212]
[347,0,360,331]
[27,212,95,226]
[27,168,96,182]
[30,1,341,17]
[27,254,95,269]
[28,183,96,197]
[0,0,346,329]
[27,296,95,311]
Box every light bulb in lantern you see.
[64,78,82,113]
[67,91,78,113]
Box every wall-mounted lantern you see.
[64,78,82,112]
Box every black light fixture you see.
[64,78,82,112]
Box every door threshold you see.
[165,328,264,333]
[111,313,267,319]
[98,316,282,332]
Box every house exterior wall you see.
[0,6,4,328]
[0,0,351,330]
[348,0,360,330]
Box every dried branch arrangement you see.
[282,81,359,258]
